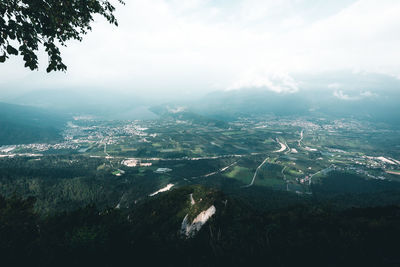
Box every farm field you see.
[1,115,400,213]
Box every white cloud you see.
[227,70,299,93]
[360,91,378,98]
[333,90,378,100]
[1,0,400,95]
[334,90,357,100]
[328,83,342,89]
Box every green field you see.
[224,165,253,184]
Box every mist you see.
[1,0,400,102]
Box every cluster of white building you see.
[121,159,152,167]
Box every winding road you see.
[298,130,304,147]
[242,156,269,188]
[308,164,335,184]
[281,166,289,191]
[188,161,238,180]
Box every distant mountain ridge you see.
[187,73,400,126]
[7,89,159,120]
[150,105,229,128]
[0,102,67,145]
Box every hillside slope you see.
[0,102,67,145]
[2,185,400,267]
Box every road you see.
[308,164,335,184]
[297,130,318,152]
[281,166,288,191]
[284,140,291,154]
[103,142,114,168]
[242,156,269,188]
[103,143,108,156]
[298,130,304,147]
[188,161,237,180]
[92,153,253,162]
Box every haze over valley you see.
[1,1,400,266]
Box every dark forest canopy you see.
[0,0,124,72]
[1,187,400,267]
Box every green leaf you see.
[6,45,19,55]
[1,0,123,71]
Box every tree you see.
[0,0,124,72]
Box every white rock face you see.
[190,193,195,205]
[149,184,174,196]
[181,205,216,238]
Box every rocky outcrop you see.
[180,205,216,238]
[149,184,174,196]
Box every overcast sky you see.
[1,0,400,97]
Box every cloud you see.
[333,90,378,101]
[227,71,299,93]
[328,83,342,89]
[333,90,357,100]
[360,91,377,98]
[1,0,400,95]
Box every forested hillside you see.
[1,186,400,267]
[0,102,66,145]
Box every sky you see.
[1,0,400,98]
